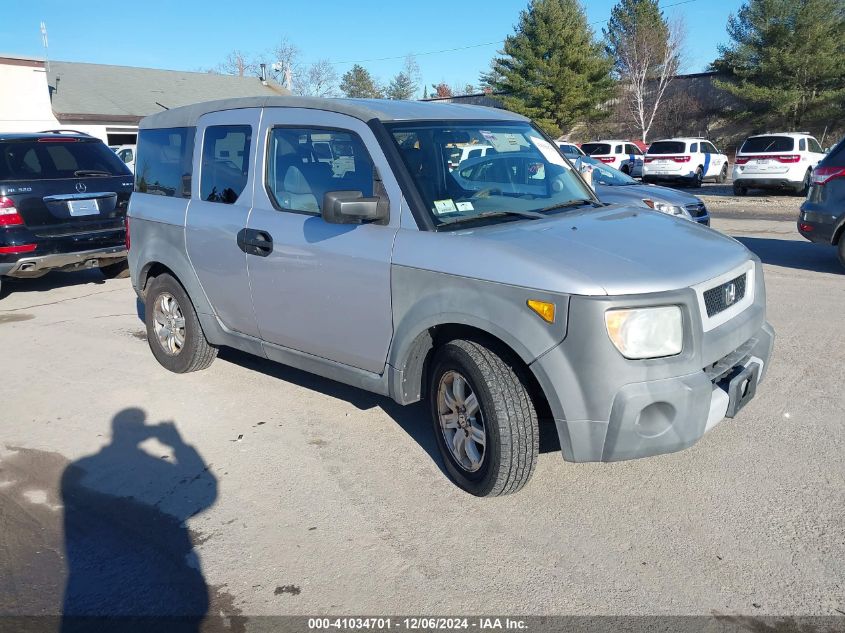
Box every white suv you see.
[581,140,644,177]
[732,133,826,196]
[643,138,729,187]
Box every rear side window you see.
[0,139,129,181]
[690,143,698,153]
[135,128,194,197]
[266,127,375,215]
[200,125,252,204]
[648,141,687,155]
[582,143,611,156]
[740,136,794,153]
[615,145,623,154]
[799,138,806,151]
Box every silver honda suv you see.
[128,97,774,496]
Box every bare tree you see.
[262,37,303,89]
[215,50,258,77]
[614,17,685,143]
[295,59,339,97]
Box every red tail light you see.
[37,137,78,143]
[0,196,24,227]
[735,156,750,165]
[736,154,800,164]
[125,217,131,250]
[0,244,36,254]
[644,157,655,163]
[598,156,615,163]
[811,166,845,185]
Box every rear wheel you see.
[428,339,538,497]
[144,274,217,373]
[733,181,748,196]
[718,164,728,184]
[99,259,130,279]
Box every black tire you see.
[718,164,728,184]
[144,273,217,373]
[99,259,130,279]
[428,339,538,497]
[621,164,630,175]
[733,181,748,196]
[692,167,704,188]
[837,239,845,269]
[796,170,811,197]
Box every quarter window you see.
[266,127,375,215]
[200,125,252,204]
[135,127,194,197]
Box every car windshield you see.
[740,136,794,153]
[578,156,637,186]
[387,121,595,227]
[581,142,612,156]
[558,144,582,158]
[0,138,130,180]
[648,141,687,155]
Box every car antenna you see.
[155,101,170,110]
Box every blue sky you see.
[3,0,744,93]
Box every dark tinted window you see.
[808,137,822,154]
[740,136,794,153]
[582,143,612,156]
[615,145,623,154]
[690,143,699,153]
[799,138,806,151]
[201,125,251,204]
[266,127,374,215]
[0,138,130,181]
[648,141,687,155]
[135,128,194,197]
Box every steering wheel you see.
[469,187,503,199]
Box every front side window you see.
[200,125,251,204]
[387,121,596,228]
[266,127,375,215]
[626,144,643,155]
[135,127,194,197]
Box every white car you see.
[556,141,585,160]
[642,138,729,187]
[447,144,493,171]
[732,132,826,196]
[114,144,136,173]
[581,140,644,177]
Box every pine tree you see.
[386,72,416,100]
[712,0,845,129]
[486,0,615,136]
[339,64,383,98]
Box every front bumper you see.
[0,245,127,278]
[530,264,774,462]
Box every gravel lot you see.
[0,214,842,626]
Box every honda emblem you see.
[75,182,87,193]
[724,282,737,306]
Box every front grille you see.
[703,273,747,317]
[704,338,756,383]
[685,202,708,218]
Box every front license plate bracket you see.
[725,363,759,418]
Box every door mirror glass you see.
[322,190,387,225]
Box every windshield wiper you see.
[74,170,112,177]
[538,198,597,213]
[439,209,548,226]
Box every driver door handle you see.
[237,228,273,257]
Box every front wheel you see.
[429,339,538,497]
[718,164,728,184]
[692,167,704,188]
[796,170,811,197]
[144,274,217,373]
[837,239,845,269]
[733,181,748,196]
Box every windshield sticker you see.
[455,201,474,212]
[529,136,566,167]
[481,131,526,153]
[433,199,458,214]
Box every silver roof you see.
[139,96,527,129]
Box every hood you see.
[594,183,701,208]
[396,205,751,296]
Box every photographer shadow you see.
[61,408,217,632]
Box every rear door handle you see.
[237,228,273,257]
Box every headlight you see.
[643,199,692,220]
[605,306,683,359]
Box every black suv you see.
[799,136,845,267]
[0,131,133,295]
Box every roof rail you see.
[37,129,92,136]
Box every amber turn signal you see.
[527,299,555,323]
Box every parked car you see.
[642,138,729,187]
[447,144,493,171]
[581,139,644,177]
[129,97,774,496]
[0,131,133,296]
[732,132,826,196]
[556,141,585,159]
[798,136,845,266]
[576,156,710,225]
[114,144,136,174]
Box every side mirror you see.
[322,190,388,225]
[824,147,831,154]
